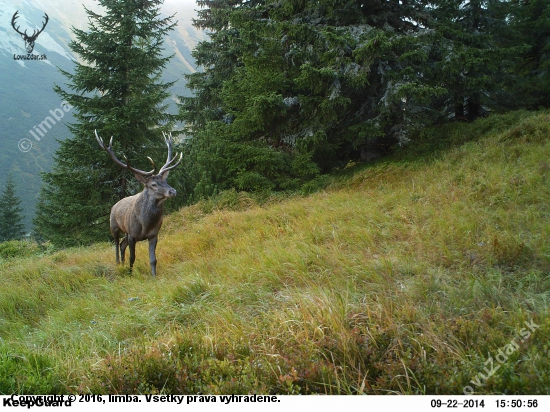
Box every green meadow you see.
[1,110,549,394]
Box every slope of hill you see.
[0,0,204,229]
[0,110,549,394]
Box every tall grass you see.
[1,110,549,394]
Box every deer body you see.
[111,189,166,241]
[95,131,182,276]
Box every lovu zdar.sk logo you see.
[11,10,49,60]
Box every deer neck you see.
[138,189,165,223]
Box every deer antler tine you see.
[11,12,22,36]
[123,154,155,177]
[156,131,179,175]
[162,132,173,164]
[159,154,174,173]
[169,152,181,167]
[174,152,183,168]
[147,156,157,174]
[36,13,48,36]
[94,129,105,149]
[159,152,183,175]
[169,152,183,170]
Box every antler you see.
[31,13,49,40]
[95,130,156,177]
[158,132,183,175]
[11,11,26,37]
[11,11,48,40]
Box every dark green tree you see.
[179,0,535,202]
[179,0,446,198]
[509,0,550,108]
[427,0,521,120]
[178,0,254,201]
[0,174,25,242]
[34,0,177,246]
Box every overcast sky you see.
[164,0,200,7]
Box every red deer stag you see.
[95,130,182,276]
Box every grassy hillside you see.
[1,110,549,394]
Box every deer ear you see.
[134,173,148,184]
[160,170,170,180]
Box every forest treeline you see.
[29,0,549,246]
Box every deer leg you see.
[120,235,128,263]
[128,236,136,272]
[148,236,158,277]
[112,229,120,264]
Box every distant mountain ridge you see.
[0,0,205,230]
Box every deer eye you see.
[150,182,158,187]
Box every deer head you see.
[11,11,49,54]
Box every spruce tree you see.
[179,0,445,196]
[427,0,519,120]
[180,0,524,201]
[34,0,177,246]
[0,174,25,242]
[509,0,550,109]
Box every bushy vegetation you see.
[0,240,41,260]
[177,0,550,201]
[1,111,549,394]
